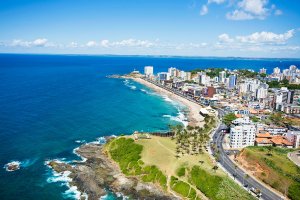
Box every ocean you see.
[0,54,299,200]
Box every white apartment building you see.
[230,124,256,149]
[219,71,226,83]
[180,71,186,80]
[144,66,153,77]
[168,67,177,77]
[256,84,269,100]
[186,72,192,81]
[273,67,280,74]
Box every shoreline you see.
[46,139,178,200]
[132,77,205,127]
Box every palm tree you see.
[212,165,218,172]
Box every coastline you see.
[132,77,205,127]
[46,139,178,200]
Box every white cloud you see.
[218,33,234,42]
[32,38,48,47]
[100,39,110,47]
[200,5,208,15]
[226,10,254,20]
[236,29,295,44]
[275,9,283,16]
[10,38,49,47]
[68,42,78,48]
[86,41,98,47]
[208,0,226,4]
[214,29,299,54]
[238,0,268,16]
[226,0,280,20]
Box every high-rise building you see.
[256,83,269,100]
[168,67,177,77]
[180,71,186,80]
[273,67,280,74]
[144,66,153,77]
[186,72,192,81]
[157,72,170,81]
[228,75,237,89]
[219,71,226,83]
[230,123,256,148]
[260,68,267,74]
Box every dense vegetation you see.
[170,176,198,199]
[268,79,300,89]
[267,112,293,127]
[190,166,255,200]
[222,113,237,126]
[108,137,167,190]
[237,69,259,78]
[190,68,225,78]
[240,146,300,200]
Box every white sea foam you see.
[63,185,82,199]
[75,140,86,144]
[123,79,137,90]
[73,147,87,163]
[4,161,21,172]
[4,158,38,172]
[163,111,188,127]
[46,161,87,200]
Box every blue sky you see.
[0,0,299,57]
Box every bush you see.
[170,176,191,197]
[177,167,186,177]
[190,166,254,200]
[288,182,300,200]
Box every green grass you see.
[241,146,300,200]
[170,176,192,198]
[108,137,167,190]
[190,166,255,200]
[176,166,186,177]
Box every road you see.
[211,121,283,200]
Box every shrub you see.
[177,166,186,177]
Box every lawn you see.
[237,146,300,200]
[135,135,220,177]
[107,136,256,200]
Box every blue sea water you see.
[0,54,300,200]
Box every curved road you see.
[211,123,283,200]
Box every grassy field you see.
[237,146,300,200]
[135,135,220,177]
[134,135,255,200]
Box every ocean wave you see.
[75,140,86,144]
[46,162,88,200]
[4,161,21,172]
[163,111,188,127]
[123,79,137,90]
[72,147,87,163]
[63,185,83,200]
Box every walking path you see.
[288,150,300,167]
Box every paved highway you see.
[211,122,283,200]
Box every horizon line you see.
[0,52,300,60]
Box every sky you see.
[0,0,299,58]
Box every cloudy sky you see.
[0,0,299,58]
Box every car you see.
[250,187,262,197]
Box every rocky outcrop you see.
[48,142,178,200]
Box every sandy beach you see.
[133,77,205,127]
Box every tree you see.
[212,165,218,172]
[222,113,237,126]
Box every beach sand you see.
[133,78,205,127]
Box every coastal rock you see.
[4,161,21,172]
[48,143,178,200]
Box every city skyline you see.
[0,0,300,58]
